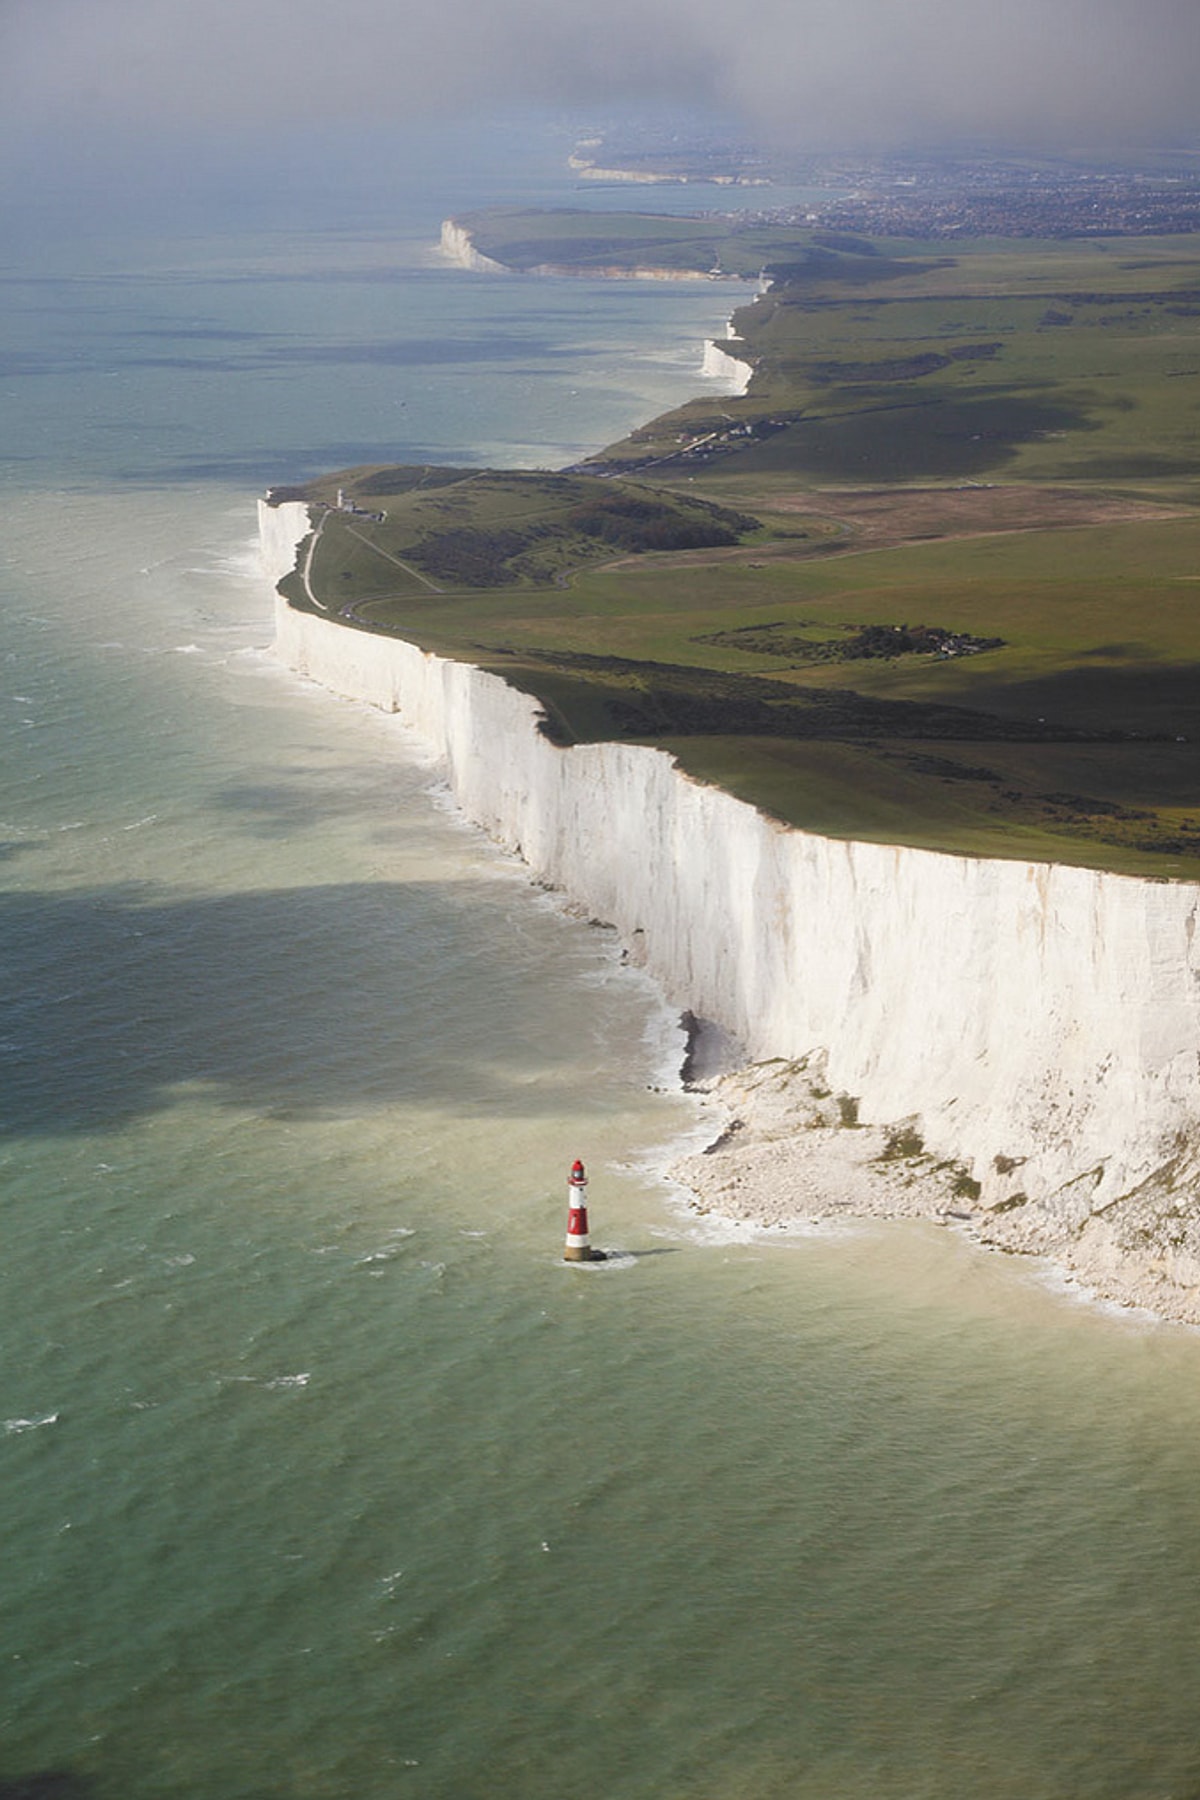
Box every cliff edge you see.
[262,497,1200,1320]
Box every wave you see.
[5,1411,60,1434]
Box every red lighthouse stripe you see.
[567,1206,589,1235]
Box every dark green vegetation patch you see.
[698,621,1006,664]
[495,646,1113,749]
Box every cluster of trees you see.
[835,623,1005,661]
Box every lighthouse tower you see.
[563,1158,596,1262]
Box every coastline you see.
[670,1060,1200,1324]
[260,242,1200,1327]
[438,216,760,285]
[264,571,1200,1327]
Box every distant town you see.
[571,131,1200,237]
[775,155,1200,238]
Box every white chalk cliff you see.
[261,499,1200,1313]
[701,338,752,392]
[438,220,510,275]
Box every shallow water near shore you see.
[5,121,1200,1800]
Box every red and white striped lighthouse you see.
[563,1157,595,1262]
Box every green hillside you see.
[281,218,1200,879]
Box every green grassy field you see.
[586,233,1200,494]
[283,219,1200,879]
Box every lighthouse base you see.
[563,1245,606,1263]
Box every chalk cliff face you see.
[438,220,510,275]
[261,500,1200,1301]
[701,338,752,392]
[259,500,312,586]
[567,157,680,184]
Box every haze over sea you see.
[5,116,1200,1800]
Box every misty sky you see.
[4,0,1199,176]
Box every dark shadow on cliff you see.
[0,879,621,1136]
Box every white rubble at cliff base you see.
[671,1054,972,1226]
[675,1056,1200,1324]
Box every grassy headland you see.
[279,218,1200,879]
[449,207,820,277]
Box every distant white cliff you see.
[701,337,752,393]
[568,156,678,184]
[567,147,768,188]
[438,220,510,274]
[439,217,749,283]
[261,500,1200,1316]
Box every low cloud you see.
[5,0,1199,152]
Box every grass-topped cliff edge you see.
[274,216,1200,880]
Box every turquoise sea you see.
[5,119,1200,1800]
